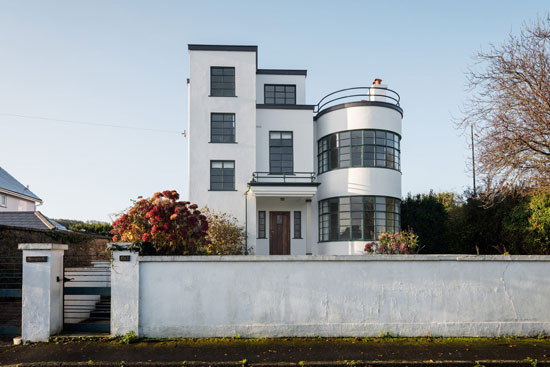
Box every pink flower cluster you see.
[364,231,419,255]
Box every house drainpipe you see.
[244,185,251,255]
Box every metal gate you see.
[0,255,22,336]
[63,254,111,333]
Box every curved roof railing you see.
[314,86,401,114]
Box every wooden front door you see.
[269,212,290,255]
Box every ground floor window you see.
[293,211,302,238]
[319,196,400,242]
[258,211,266,238]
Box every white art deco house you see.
[188,45,403,255]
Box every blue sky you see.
[0,0,548,221]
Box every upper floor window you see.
[211,67,235,97]
[211,113,235,143]
[210,160,235,191]
[318,129,400,174]
[269,131,293,174]
[0,194,6,207]
[264,84,296,105]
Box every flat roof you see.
[188,44,258,52]
[257,69,307,76]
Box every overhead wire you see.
[0,112,185,135]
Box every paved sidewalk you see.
[1,336,549,366]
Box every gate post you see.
[18,243,67,342]
[110,243,139,336]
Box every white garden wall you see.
[110,254,550,338]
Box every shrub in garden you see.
[110,190,209,255]
[401,191,450,253]
[364,230,419,254]
[201,206,247,255]
[68,221,113,236]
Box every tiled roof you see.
[0,211,67,230]
[0,167,42,202]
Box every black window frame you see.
[210,67,235,97]
[258,211,266,238]
[269,131,294,174]
[210,160,235,191]
[318,196,401,242]
[293,211,302,239]
[210,113,236,143]
[317,129,401,174]
[264,84,296,105]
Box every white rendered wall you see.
[315,105,402,139]
[317,242,367,255]
[111,249,139,336]
[135,255,550,338]
[256,74,306,104]
[316,168,401,200]
[0,193,36,211]
[19,243,66,342]
[256,109,314,173]
[188,50,257,225]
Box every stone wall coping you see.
[135,254,550,262]
[18,243,68,251]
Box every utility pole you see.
[471,124,477,197]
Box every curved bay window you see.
[319,196,400,242]
[318,130,400,173]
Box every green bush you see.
[403,190,550,255]
[202,206,247,255]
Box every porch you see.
[247,172,319,255]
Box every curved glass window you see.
[319,196,400,242]
[318,130,400,173]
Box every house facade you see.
[188,45,403,255]
[0,167,42,212]
[0,166,66,230]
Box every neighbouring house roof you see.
[0,167,42,203]
[0,211,67,231]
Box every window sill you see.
[209,142,238,144]
[293,237,303,239]
[257,237,267,239]
[209,95,238,98]
[208,189,238,192]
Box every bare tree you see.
[458,15,550,198]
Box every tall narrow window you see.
[269,131,293,174]
[211,67,235,97]
[210,161,235,191]
[211,113,235,143]
[0,194,6,207]
[264,84,296,105]
[258,211,266,238]
[294,211,302,238]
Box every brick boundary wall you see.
[0,224,109,258]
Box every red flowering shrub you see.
[111,190,209,255]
